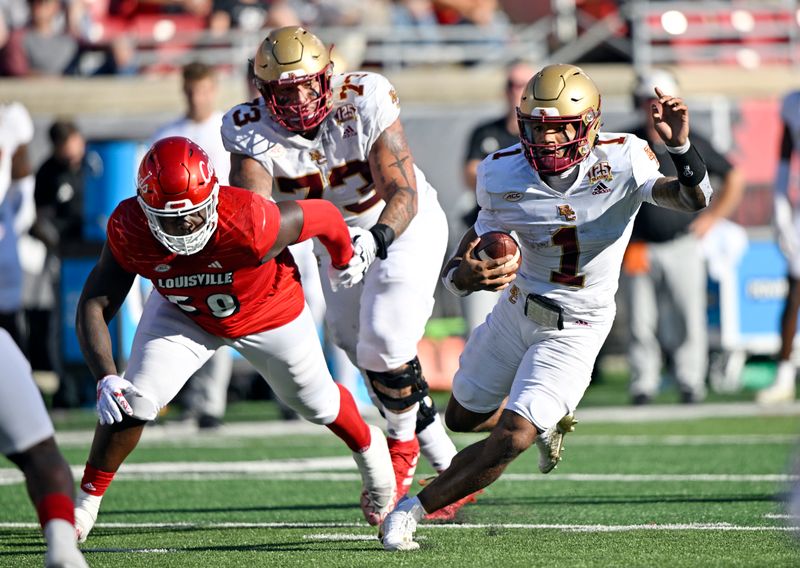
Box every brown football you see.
[472,231,521,265]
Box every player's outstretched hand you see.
[453,238,518,292]
[650,86,690,148]
[97,374,141,425]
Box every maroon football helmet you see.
[137,136,219,255]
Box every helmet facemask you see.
[517,105,601,175]
[255,64,333,132]
[139,185,219,256]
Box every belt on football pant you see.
[523,293,564,330]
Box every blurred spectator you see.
[433,0,498,25]
[458,59,532,334]
[292,0,362,26]
[92,35,139,75]
[27,120,87,379]
[0,0,78,76]
[762,89,800,404]
[208,0,298,35]
[151,61,233,429]
[0,101,35,347]
[110,0,211,18]
[0,0,31,30]
[620,69,745,405]
[390,0,439,37]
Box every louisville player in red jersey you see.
[72,136,396,542]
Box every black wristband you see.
[667,143,707,187]
[369,223,396,260]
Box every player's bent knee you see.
[415,395,438,433]
[366,356,429,412]
[490,429,534,464]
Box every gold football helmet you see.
[252,26,334,132]
[516,64,601,174]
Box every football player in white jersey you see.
[0,329,89,567]
[381,64,714,550]
[764,90,800,403]
[221,26,476,520]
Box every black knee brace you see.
[415,395,438,433]
[366,356,429,412]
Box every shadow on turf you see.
[102,502,356,516]
[0,541,382,560]
[82,541,381,554]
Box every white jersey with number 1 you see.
[475,132,662,323]
[453,132,664,432]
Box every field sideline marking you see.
[0,521,796,533]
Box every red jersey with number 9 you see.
[106,185,304,338]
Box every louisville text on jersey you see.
[157,272,234,289]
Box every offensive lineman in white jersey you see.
[221,26,476,520]
[381,64,714,550]
[0,329,89,567]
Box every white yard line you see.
[561,434,798,446]
[0,521,796,533]
[0,459,796,486]
[52,430,800,450]
[50,401,800,447]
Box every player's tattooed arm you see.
[75,244,136,379]
[230,153,274,199]
[369,118,418,238]
[650,177,709,212]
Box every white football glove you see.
[774,194,799,259]
[350,226,378,268]
[96,374,142,425]
[327,227,378,292]
[328,253,370,292]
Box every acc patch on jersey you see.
[504,192,523,202]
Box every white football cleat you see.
[535,413,577,474]
[45,549,90,568]
[43,518,90,568]
[74,490,102,544]
[381,496,423,551]
[352,425,397,526]
[756,361,796,404]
